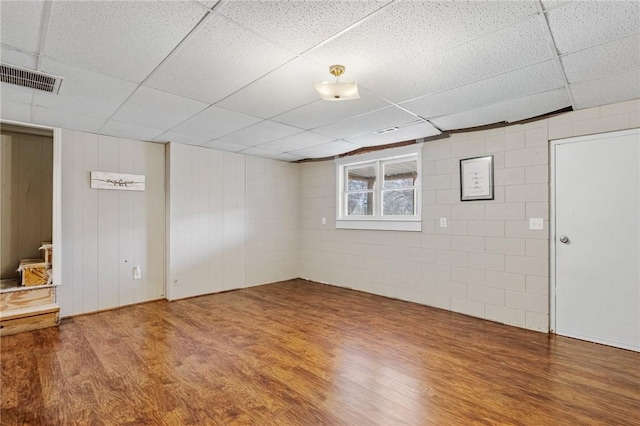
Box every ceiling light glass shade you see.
[314,80,360,101]
[315,65,360,101]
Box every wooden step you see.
[0,304,60,336]
[1,285,56,311]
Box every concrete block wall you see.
[299,99,639,332]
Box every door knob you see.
[559,235,570,244]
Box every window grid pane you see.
[346,191,374,216]
[383,159,418,189]
[382,189,415,216]
[346,163,376,192]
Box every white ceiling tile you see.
[216,57,327,119]
[256,131,333,153]
[314,106,420,139]
[100,120,164,142]
[111,86,208,130]
[541,1,570,12]
[197,1,217,9]
[218,1,389,53]
[0,46,38,69]
[401,60,565,119]
[218,120,303,147]
[153,131,209,146]
[0,1,43,52]
[270,153,305,162]
[202,140,247,153]
[0,100,32,124]
[239,147,298,162]
[362,17,553,103]
[170,105,261,140]
[0,0,636,162]
[146,14,295,103]
[561,34,640,84]
[0,82,34,105]
[273,88,390,130]
[431,89,570,130]
[288,140,361,159]
[238,146,304,162]
[33,106,105,133]
[570,68,640,109]
[503,89,571,123]
[547,1,640,55]
[44,1,206,82]
[33,58,137,120]
[345,121,441,148]
[305,1,538,84]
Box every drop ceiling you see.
[1,0,638,161]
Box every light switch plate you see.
[529,218,544,230]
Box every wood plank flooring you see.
[1,279,639,425]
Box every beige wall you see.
[0,131,53,279]
[58,130,165,317]
[298,99,640,332]
[166,143,299,300]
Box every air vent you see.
[374,127,398,135]
[0,63,62,94]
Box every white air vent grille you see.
[374,127,399,135]
[0,63,62,94]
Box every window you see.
[336,144,422,231]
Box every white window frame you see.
[335,144,422,231]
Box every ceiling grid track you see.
[212,0,399,107]
[534,0,577,111]
[30,0,55,120]
[97,1,226,135]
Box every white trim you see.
[336,219,421,232]
[549,137,558,333]
[53,128,62,300]
[335,143,423,165]
[549,127,640,334]
[1,121,61,292]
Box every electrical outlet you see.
[322,217,327,225]
[133,266,141,280]
[529,218,544,230]
[440,217,447,228]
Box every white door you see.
[554,128,640,352]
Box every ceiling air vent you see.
[374,127,399,135]
[0,63,63,94]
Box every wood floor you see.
[1,279,639,425]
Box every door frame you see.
[1,120,62,304]
[549,127,640,334]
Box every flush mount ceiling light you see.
[314,65,360,101]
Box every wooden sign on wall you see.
[90,171,145,191]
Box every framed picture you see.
[460,155,494,201]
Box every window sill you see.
[336,219,421,232]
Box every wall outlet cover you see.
[529,218,544,230]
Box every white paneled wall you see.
[166,144,299,300]
[245,156,299,286]
[299,99,639,332]
[167,143,245,300]
[59,130,165,316]
[0,131,53,279]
